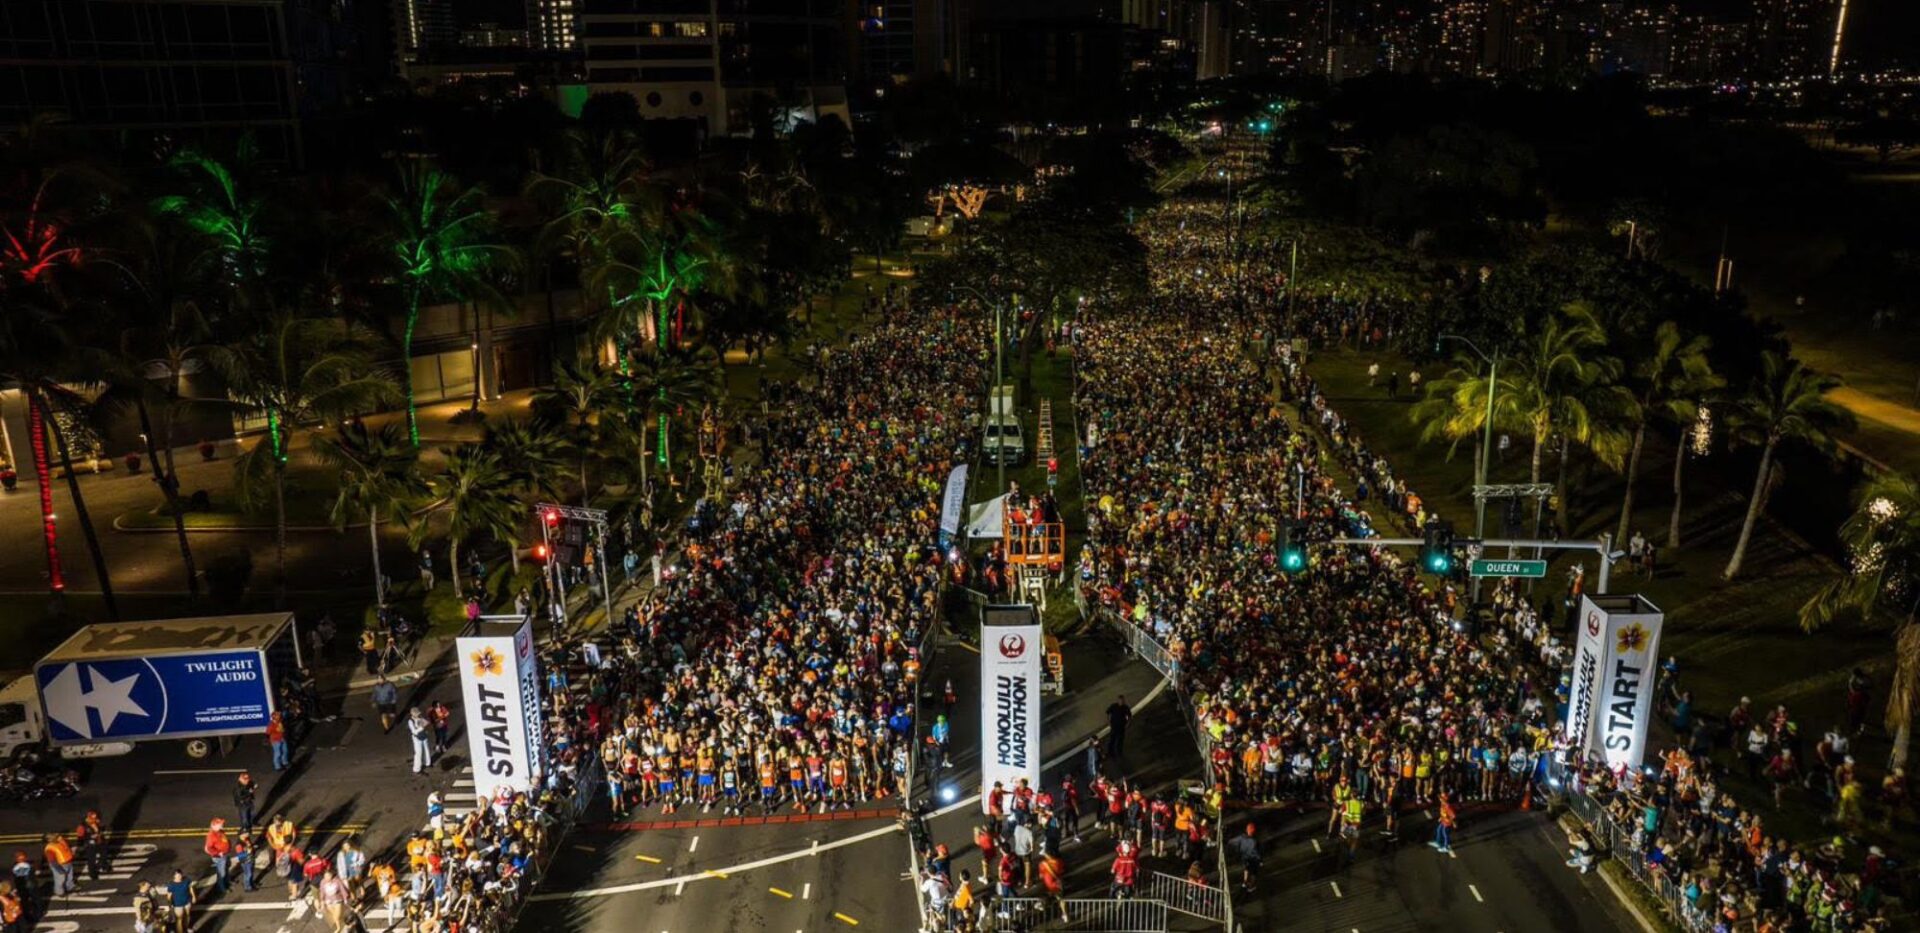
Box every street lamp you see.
[953,285,1007,497]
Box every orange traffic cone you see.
[1520,779,1534,811]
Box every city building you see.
[392,0,458,66]
[529,0,583,51]
[581,0,849,136]
[462,23,530,48]
[0,0,325,162]
[853,0,948,98]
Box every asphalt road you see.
[2,655,471,933]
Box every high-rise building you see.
[393,0,457,65]
[1752,0,1836,81]
[581,0,848,136]
[1434,0,1488,75]
[529,0,582,51]
[853,0,947,96]
[0,0,318,161]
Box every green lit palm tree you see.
[412,443,520,602]
[220,314,399,602]
[608,345,721,496]
[1801,474,1920,765]
[381,164,517,447]
[1720,351,1855,580]
[151,141,270,289]
[1613,322,1722,547]
[312,421,425,606]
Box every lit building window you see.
[675,21,709,38]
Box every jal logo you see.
[1585,611,1602,638]
[998,634,1027,659]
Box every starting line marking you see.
[531,678,1174,904]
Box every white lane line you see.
[673,881,685,896]
[533,676,1174,903]
[1330,881,1343,898]
[1311,838,1321,853]
[690,835,699,853]
[1448,848,1458,860]
[154,769,246,775]
[1470,884,1484,902]
[803,882,811,900]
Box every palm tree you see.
[531,364,614,504]
[484,416,567,510]
[380,165,516,447]
[1801,474,1920,765]
[1500,304,1622,488]
[150,143,270,290]
[1409,353,1503,489]
[1610,322,1723,547]
[220,314,399,601]
[96,221,233,596]
[607,345,721,495]
[1719,351,1855,580]
[413,443,520,602]
[312,421,425,607]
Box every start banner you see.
[980,605,1043,809]
[1566,594,1665,774]
[456,620,545,806]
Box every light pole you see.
[1436,334,1499,543]
[954,285,1006,497]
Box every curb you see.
[112,513,362,535]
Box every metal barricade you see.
[978,897,1169,932]
[1538,758,1714,933]
[1142,870,1227,922]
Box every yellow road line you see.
[954,641,980,654]
[768,887,793,899]
[703,870,729,879]
[834,912,860,925]
[634,855,663,864]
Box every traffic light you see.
[532,542,550,563]
[1047,456,1059,487]
[1421,520,1455,574]
[543,509,560,528]
[1278,521,1307,574]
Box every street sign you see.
[1470,558,1548,579]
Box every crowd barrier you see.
[979,896,1171,932]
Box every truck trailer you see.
[0,612,302,762]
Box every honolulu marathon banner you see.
[1565,594,1665,775]
[981,604,1043,809]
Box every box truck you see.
[0,612,302,763]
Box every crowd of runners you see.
[587,293,978,824]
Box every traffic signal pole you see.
[1332,534,1618,595]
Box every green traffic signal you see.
[1281,548,1307,573]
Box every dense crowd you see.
[1074,312,1551,826]
[586,294,978,822]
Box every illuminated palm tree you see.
[150,141,271,289]
[220,314,399,601]
[380,164,516,447]
[606,345,722,498]
[531,364,615,505]
[1801,474,1920,765]
[312,421,425,607]
[1720,351,1854,580]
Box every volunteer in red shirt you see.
[1110,839,1139,898]
[204,818,232,895]
[974,821,998,881]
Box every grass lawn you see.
[1307,344,1910,850]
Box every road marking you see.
[1448,848,1457,860]
[572,844,596,853]
[802,882,811,899]
[811,839,819,856]
[769,887,793,898]
[834,912,859,925]
[154,769,246,775]
[635,855,663,864]
[52,895,111,903]
[531,677,1173,904]
[1311,838,1321,853]
[690,835,699,853]
[674,881,685,896]
[1470,884,1484,902]
[1330,881,1343,899]
[954,641,980,654]
[703,870,728,879]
